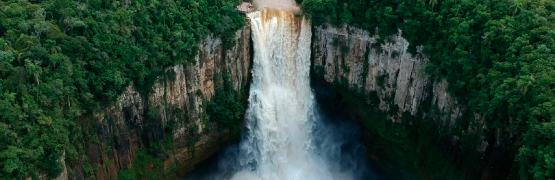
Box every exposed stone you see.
[59,24,251,180]
[312,24,509,179]
[312,24,459,122]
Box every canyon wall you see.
[311,24,509,179]
[51,21,509,180]
[313,24,463,126]
[59,24,252,180]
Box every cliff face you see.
[312,24,508,179]
[61,25,252,180]
[52,21,507,179]
[313,24,461,126]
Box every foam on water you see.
[230,10,356,180]
[184,9,374,180]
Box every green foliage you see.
[376,74,388,88]
[115,148,174,180]
[341,58,350,73]
[162,121,175,151]
[331,37,340,47]
[313,65,325,77]
[328,84,463,179]
[82,157,95,179]
[206,72,246,139]
[519,121,555,179]
[302,0,555,178]
[340,44,350,54]
[0,0,244,178]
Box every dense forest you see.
[301,0,555,179]
[0,0,244,178]
[2,0,555,179]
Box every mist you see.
[183,8,378,180]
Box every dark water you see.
[182,83,388,180]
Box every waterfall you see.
[233,9,317,179]
[184,9,373,180]
[229,9,355,180]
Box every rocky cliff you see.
[313,24,463,126]
[59,24,252,180]
[51,21,509,180]
[312,24,509,179]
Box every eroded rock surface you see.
[312,24,497,155]
[312,24,505,179]
[62,24,251,180]
[313,24,460,123]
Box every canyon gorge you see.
[50,13,510,180]
[4,0,553,179]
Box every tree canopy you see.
[0,0,244,178]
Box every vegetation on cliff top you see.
[301,0,555,179]
[0,0,244,178]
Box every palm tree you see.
[509,0,524,16]
[25,59,42,86]
[45,40,61,55]
[15,35,37,54]
[429,0,438,8]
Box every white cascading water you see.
[229,9,355,180]
[183,8,373,180]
